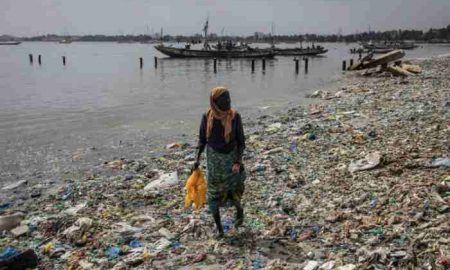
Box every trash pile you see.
[1,56,449,269]
[349,50,423,77]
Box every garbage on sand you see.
[0,56,449,269]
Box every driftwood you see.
[402,64,422,74]
[349,49,424,78]
[386,66,413,77]
[349,53,374,70]
[349,50,405,71]
[363,50,405,69]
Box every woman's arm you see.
[195,114,207,165]
[234,113,245,164]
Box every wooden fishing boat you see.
[0,41,21,45]
[154,44,275,58]
[273,46,328,56]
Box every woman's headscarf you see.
[207,86,236,143]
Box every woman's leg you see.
[209,199,224,237]
[232,200,244,228]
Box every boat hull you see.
[0,41,21,45]
[273,48,328,56]
[154,45,275,58]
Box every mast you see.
[203,17,210,50]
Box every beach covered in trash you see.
[1,55,449,269]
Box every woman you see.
[194,86,246,238]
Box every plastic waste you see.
[348,151,381,173]
[129,239,142,248]
[184,169,207,210]
[431,157,450,168]
[0,246,17,259]
[144,171,179,191]
[0,249,38,269]
[106,247,121,259]
[222,218,234,233]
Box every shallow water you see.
[0,42,449,183]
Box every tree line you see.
[15,25,450,43]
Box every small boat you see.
[154,44,275,58]
[0,41,21,45]
[273,46,328,56]
[362,41,416,50]
[59,39,72,44]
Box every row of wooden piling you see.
[342,59,355,71]
[28,54,66,65]
[139,56,158,69]
[211,57,309,74]
[28,53,311,73]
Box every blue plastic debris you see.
[0,246,18,260]
[223,218,234,233]
[129,239,142,248]
[106,247,121,259]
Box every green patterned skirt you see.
[206,146,246,210]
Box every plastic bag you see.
[184,169,207,209]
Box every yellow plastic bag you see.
[184,169,207,209]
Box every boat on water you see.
[154,44,275,58]
[273,45,328,56]
[0,41,21,45]
[59,39,72,44]
[155,19,274,58]
[362,41,417,50]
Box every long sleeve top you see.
[196,112,245,164]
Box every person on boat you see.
[185,43,191,49]
[194,86,246,238]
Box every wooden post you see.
[304,57,309,73]
[251,59,255,73]
[38,55,41,65]
[359,51,362,60]
[295,58,299,74]
[342,60,346,71]
[154,56,157,68]
[213,58,217,73]
[140,57,143,69]
[262,58,266,71]
[29,54,33,64]
[349,59,354,68]
[62,56,66,66]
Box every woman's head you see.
[210,86,231,112]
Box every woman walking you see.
[194,86,246,238]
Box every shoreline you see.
[1,55,449,269]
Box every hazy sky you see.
[1,0,449,36]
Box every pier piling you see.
[154,57,158,68]
[304,57,309,73]
[251,59,255,73]
[262,58,266,71]
[29,54,33,64]
[294,58,299,74]
[62,56,66,66]
[213,58,217,73]
[38,55,42,65]
[342,60,346,71]
[140,57,143,69]
[349,59,354,68]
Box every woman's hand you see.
[232,163,240,173]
